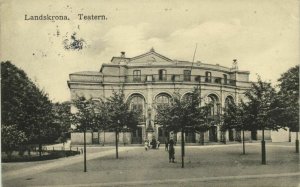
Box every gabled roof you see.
[129,48,173,62]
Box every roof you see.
[70,71,102,76]
[129,48,173,62]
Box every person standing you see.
[168,139,175,163]
[165,139,169,151]
[144,140,149,151]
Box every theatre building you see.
[68,48,269,145]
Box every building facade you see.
[68,48,257,144]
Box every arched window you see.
[129,95,145,123]
[182,93,193,102]
[225,96,234,110]
[207,94,220,116]
[205,71,212,83]
[129,95,145,112]
[156,93,171,106]
[158,69,167,81]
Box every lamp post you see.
[261,101,269,165]
[261,126,266,164]
[293,90,299,153]
[242,126,246,155]
[83,123,87,172]
[83,103,90,172]
[181,128,185,168]
[116,120,120,159]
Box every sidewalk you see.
[2,147,136,180]
[3,142,299,187]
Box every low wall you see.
[291,132,299,142]
[71,132,132,145]
[257,130,271,140]
[71,132,92,144]
[271,129,289,142]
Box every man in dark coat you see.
[168,139,175,163]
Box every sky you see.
[1,0,299,102]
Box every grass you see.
[2,150,80,162]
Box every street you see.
[2,142,300,187]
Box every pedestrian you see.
[168,139,175,163]
[144,140,149,151]
[157,140,160,149]
[165,139,169,151]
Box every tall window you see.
[207,94,219,116]
[225,96,234,110]
[182,93,193,102]
[133,70,141,82]
[129,95,145,122]
[223,74,228,84]
[158,69,167,81]
[184,70,191,81]
[205,71,212,82]
[130,95,144,112]
[156,94,171,107]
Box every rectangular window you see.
[133,70,141,82]
[146,75,153,82]
[158,69,167,81]
[215,78,221,84]
[223,74,228,84]
[205,71,211,82]
[184,70,191,81]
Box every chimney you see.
[232,59,238,70]
[120,51,125,58]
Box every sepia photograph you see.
[0,0,299,186]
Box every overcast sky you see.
[1,0,299,102]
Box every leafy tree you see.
[72,97,96,131]
[105,90,140,159]
[71,96,97,172]
[243,77,283,164]
[71,90,140,160]
[156,87,210,168]
[1,61,59,156]
[222,101,249,154]
[277,65,299,152]
[1,124,27,158]
[52,101,73,148]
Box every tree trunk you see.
[296,132,299,153]
[83,129,87,172]
[102,130,106,146]
[242,129,245,155]
[261,128,266,165]
[39,143,42,157]
[181,129,185,168]
[116,129,119,159]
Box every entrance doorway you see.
[185,132,196,143]
[131,127,142,144]
[229,129,234,141]
[251,131,257,140]
[209,126,218,142]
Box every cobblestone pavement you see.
[2,142,300,187]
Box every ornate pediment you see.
[129,48,173,65]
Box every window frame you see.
[158,69,167,81]
[205,71,212,82]
[183,70,191,81]
[133,70,141,82]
